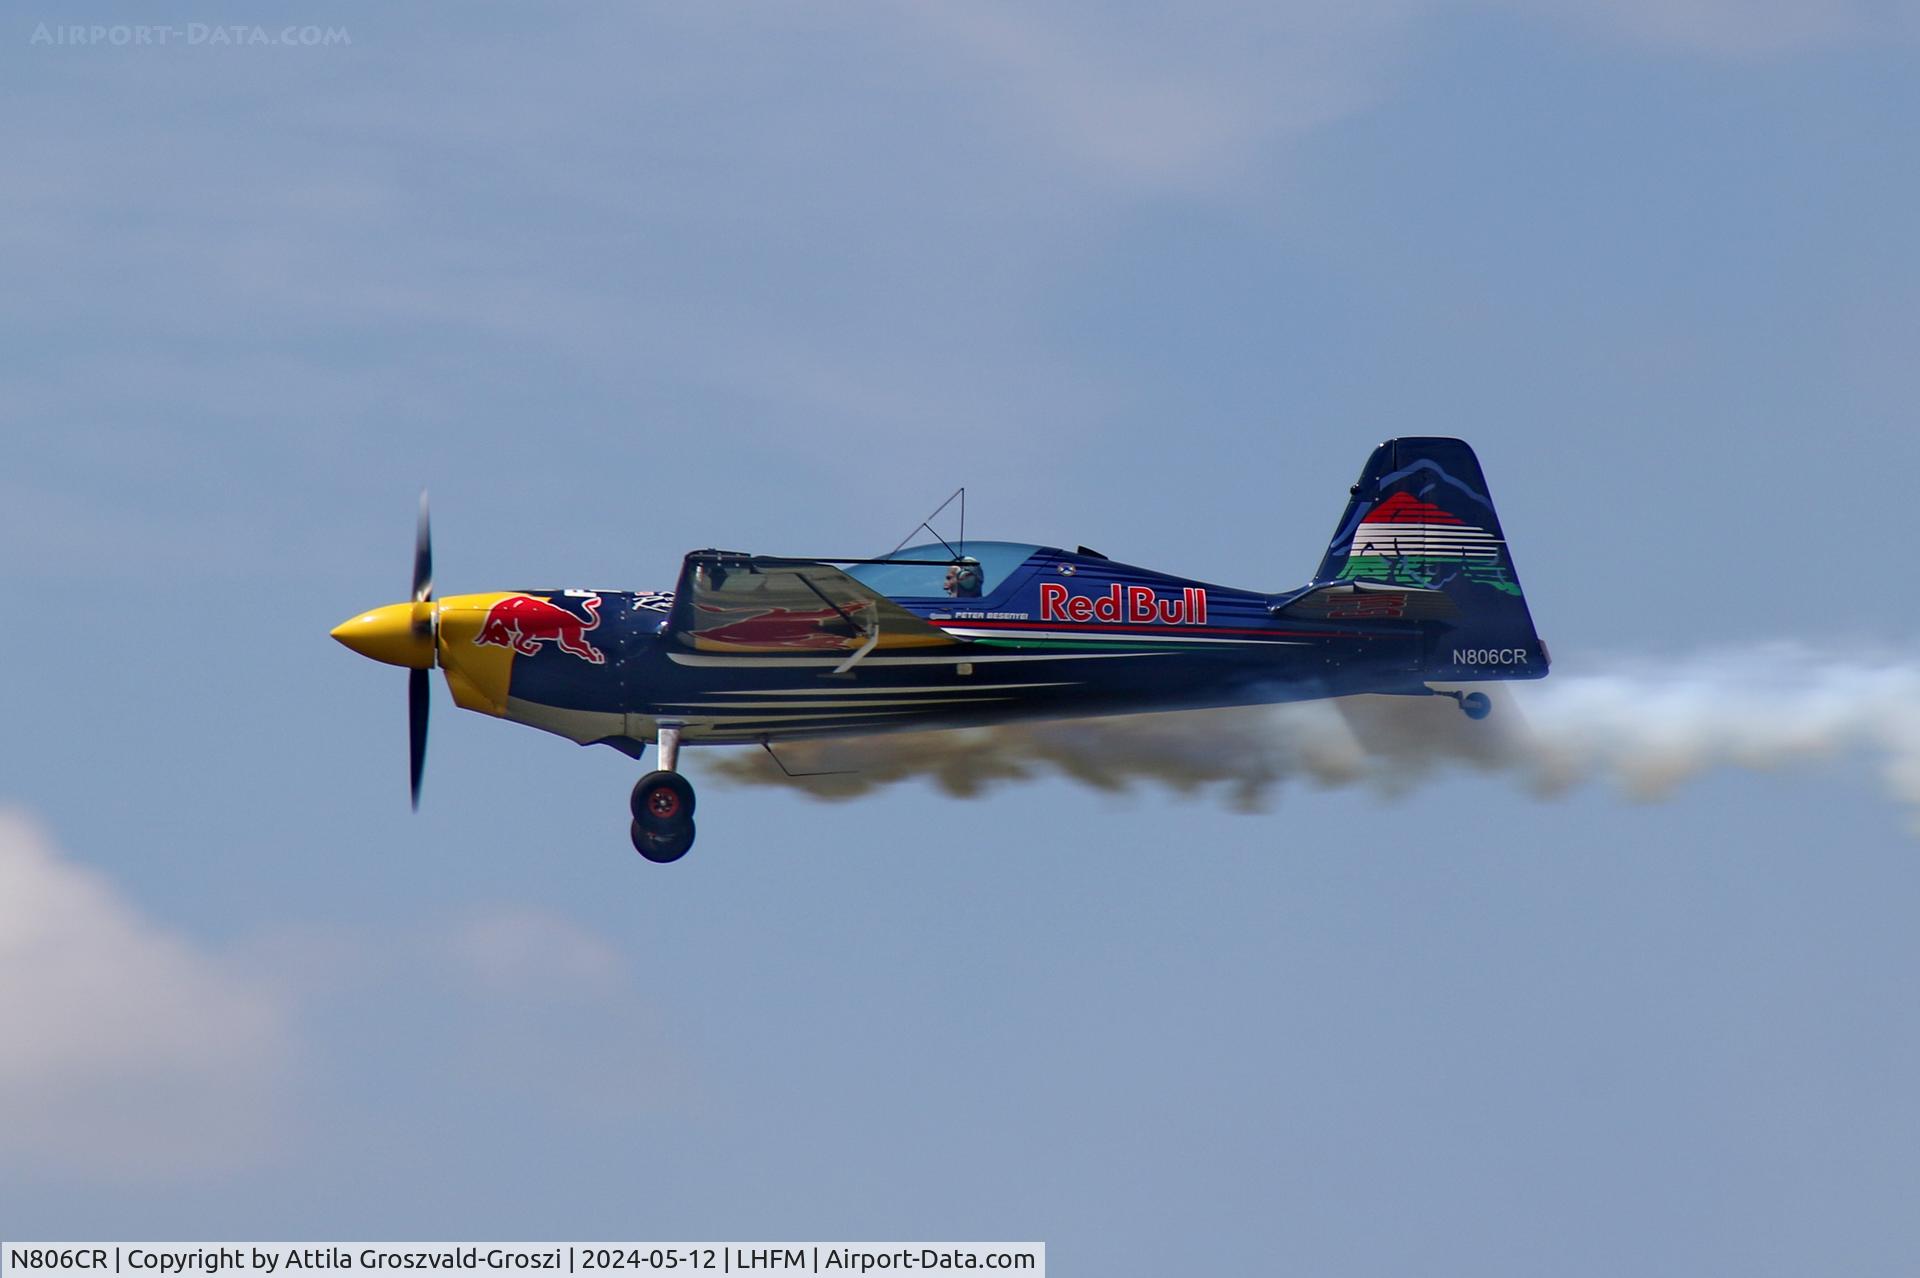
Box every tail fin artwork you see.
[1314,437,1549,682]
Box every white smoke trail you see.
[705,645,1920,826]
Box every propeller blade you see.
[409,665,429,810]
[413,490,433,604]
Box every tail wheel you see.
[631,770,696,829]
[631,818,695,864]
[1459,691,1492,720]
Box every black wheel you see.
[631,817,695,864]
[1460,691,1492,720]
[631,769,696,829]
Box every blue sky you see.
[5,3,1920,1272]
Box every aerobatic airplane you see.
[332,437,1549,862]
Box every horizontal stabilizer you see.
[1270,580,1458,623]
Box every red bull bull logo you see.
[693,602,870,650]
[475,593,606,663]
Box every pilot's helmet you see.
[944,557,984,598]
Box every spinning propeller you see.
[330,492,440,809]
[408,493,434,808]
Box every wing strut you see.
[831,623,882,675]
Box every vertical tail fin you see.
[1315,437,1548,681]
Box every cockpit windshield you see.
[845,541,1041,600]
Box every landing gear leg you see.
[630,723,696,863]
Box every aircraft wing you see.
[666,551,966,656]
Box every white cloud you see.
[1501,0,1879,59]
[903,0,1425,188]
[0,809,290,1177]
[8,0,1912,586]
[897,0,1911,190]
[437,905,629,1001]
[233,904,693,1119]
[0,811,689,1181]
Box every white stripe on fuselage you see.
[704,682,1078,695]
[667,650,1177,668]
[673,709,934,722]
[652,696,1019,711]
[935,628,1311,645]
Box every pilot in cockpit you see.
[944,557,984,598]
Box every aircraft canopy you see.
[845,541,1040,599]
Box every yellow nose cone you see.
[331,603,435,669]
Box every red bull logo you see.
[1039,582,1208,626]
[693,602,869,650]
[475,594,606,663]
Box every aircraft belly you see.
[633,645,1383,744]
[493,627,1425,749]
